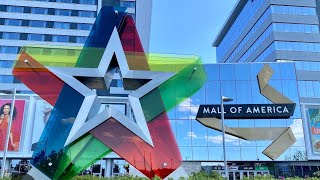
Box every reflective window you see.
[273,23,319,33]
[313,82,320,98]
[226,147,241,160]
[224,7,272,63]
[218,5,317,63]
[0,60,14,68]
[55,9,71,16]
[235,64,250,80]
[31,7,48,14]
[56,0,72,3]
[220,81,236,103]
[4,19,22,26]
[237,25,273,63]
[0,75,14,83]
[2,32,20,40]
[298,81,307,97]
[176,105,191,120]
[253,42,276,62]
[7,6,24,13]
[76,36,86,43]
[204,64,219,81]
[120,1,135,8]
[79,11,95,17]
[77,23,92,30]
[191,120,208,146]
[219,64,235,80]
[236,81,252,103]
[274,41,320,53]
[28,34,45,41]
[52,35,69,42]
[216,0,267,62]
[30,20,46,27]
[179,147,193,161]
[241,147,258,160]
[305,81,314,97]
[282,80,299,103]
[79,0,96,5]
[0,46,19,54]
[193,147,208,160]
[271,5,317,16]
[190,87,205,106]
[205,81,221,104]
[53,22,70,29]
[208,147,223,160]
[175,120,191,146]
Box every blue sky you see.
[149,0,238,63]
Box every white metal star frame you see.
[46,27,176,148]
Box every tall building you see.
[213,0,320,178]
[0,0,151,93]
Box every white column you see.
[4,159,11,177]
[23,96,35,153]
[97,0,102,14]
[105,158,113,178]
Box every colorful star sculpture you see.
[13,6,206,180]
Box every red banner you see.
[0,100,26,151]
[312,127,320,134]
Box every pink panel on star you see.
[89,112,182,179]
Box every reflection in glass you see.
[192,147,208,160]
[191,120,208,146]
[205,81,220,104]
[208,147,223,160]
[226,147,241,160]
[241,147,257,160]
[176,120,191,146]
[180,147,193,161]
[220,64,235,81]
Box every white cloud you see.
[187,131,198,138]
[177,98,199,119]
[289,119,305,146]
[206,134,240,145]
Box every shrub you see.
[188,170,223,180]
[314,171,320,178]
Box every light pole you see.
[221,96,233,180]
[0,88,16,178]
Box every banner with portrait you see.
[307,108,320,154]
[31,100,53,150]
[0,99,26,151]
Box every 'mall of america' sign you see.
[197,104,296,119]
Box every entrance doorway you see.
[219,170,269,180]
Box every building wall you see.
[135,0,152,52]
[0,0,139,93]
[215,0,319,64]
[0,63,304,163]
[169,63,304,162]
[0,0,97,92]
[214,0,320,161]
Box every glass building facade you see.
[171,63,304,162]
[213,0,320,178]
[1,61,314,179]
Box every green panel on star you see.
[140,55,206,121]
[54,134,112,180]
[140,88,166,122]
[159,57,207,111]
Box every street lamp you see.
[221,96,233,180]
[0,88,16,178]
